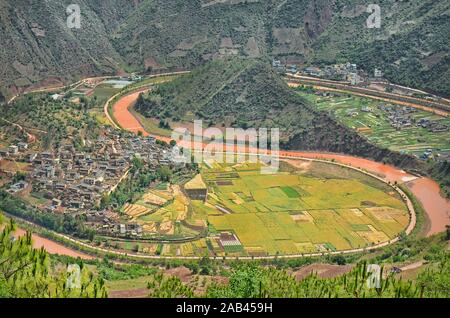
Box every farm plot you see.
[132,184,207,242]
[297,90,450,157]
[204,160,409,256]
[120,159,409,257]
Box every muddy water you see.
[406,178,450,236]
[112,90,450,237]
[9,84,444,257]
[14,228,93,260]
[112,90,150,136]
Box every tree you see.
[147,273,194,298]
[0,216,107,298]
[157,166,172,182]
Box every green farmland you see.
[296,89,450,157]
[202,160,409,257]
[113,159,410,257]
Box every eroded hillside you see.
[1,0,448,96]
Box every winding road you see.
[6,73,450,261]
[108,81,449,238]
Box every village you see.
[375,104,449,133]
[273,59,376,85]
[0,127,182,238]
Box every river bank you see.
[110,88,449,237]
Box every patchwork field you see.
[204,161,409,256]
[296,90,450,157]
[118,159,410,257]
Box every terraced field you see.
[203,160,409,256]
[297,90,450,157]
[119,159,410,257]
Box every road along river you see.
[5,77,448,260]
[109,87,449,238]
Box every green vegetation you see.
[428,161,450,199]
[0,215,107,298]
[143,250,449,298]
[135,59,257,123]
[312,0,450,95]
[95,257,158,281]
[109,158,411,257]
[205,255,448,298]
[136,59,423,171]
[295,87,450,198]
[296,89,450,156]
[1,94,100,150]
[0,190,95,240]
[2,0,448,97]
[205,160,409,256]
[101,158,160,209]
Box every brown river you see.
[110,91,449,237]
[10,88,449,259]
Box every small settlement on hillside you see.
[0,127,183,238]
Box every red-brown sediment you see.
[111,90,450,237]
[14,228,93,259]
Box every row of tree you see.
[147,255,449,298]
[0,215,106,298]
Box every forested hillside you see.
[1,0,449,96]
[136,58,423,170]
[0,215,107,298]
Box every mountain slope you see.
[0,0,137,95]
[135,58,422,170]
[311,0,450,95]
[0,0,448,96]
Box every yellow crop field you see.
[123,203,151,218]
[129,159,409,257]
[203,160,409,256]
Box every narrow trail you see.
[0,117,39,143]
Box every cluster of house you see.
[0,142,29,159]
[85,209,143,238]
[2,128,181,238]
[271,59,381,86]
[303,62,369,85]
[378,104,449,133]
[7,180,28,194]
[30,131,171,209]
[416,118,449,133]
[297,62,386,86]
[378,104,418,129]
[272,59,298,74]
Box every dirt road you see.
[109,86,449,237]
